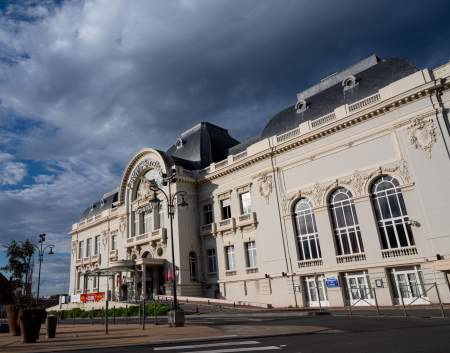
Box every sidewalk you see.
[0,322,327,353]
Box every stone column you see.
[153,267,159,296]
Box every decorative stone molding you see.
[119,216,127,234]
[236,183,252,195]
[71,241,77,255]
[101,231,109,248]
[216,190,232,201]
[407,115,437,159]
[127,158,163,190]
[284,159,412,211]
[302,182,327,207]
[258,173,273,203]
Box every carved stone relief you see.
[119,216,127,235]
[284,159,412,211]
[258,173,273,203]
[407,116,437,158]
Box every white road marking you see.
[187,347,281,353]
[154,340,260,350]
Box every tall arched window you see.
[189,251,197,282]
[371,176,414,249]
[329,188,364,255]
[294,198,322,261]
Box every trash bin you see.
[46,315,57,339]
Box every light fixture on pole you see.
[148,167,188,327]
[33,233,55,303]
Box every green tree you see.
[1,239,35,295]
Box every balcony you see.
[298,259,323,268]
[126,237,135,247]
[225,270,237,276]
[90,254,100,263]
[75,258,82,266]
[135,232,150,246]
[237,212,257,229]
[151,228,167,244]
[381,246,418,259]
[336,253,366,264]
[217,217,236,234]
[109,249,118,260]
[200,223,217,236]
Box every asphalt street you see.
[54,315,450,353]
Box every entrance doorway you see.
[390,266,427,305]
[344,271,373,306]
[304,275,329,307]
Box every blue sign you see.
[325,277,339,288]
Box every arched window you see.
[371,176,414,249]
[329,188,364,255]
[189,251,197,282]
[294,198,321,261]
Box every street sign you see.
[325,277,339,288]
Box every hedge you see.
[48,302,170,319]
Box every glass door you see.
[304,275,329,307]
[391,267,426,305]
[345,272,373,306]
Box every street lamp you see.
[33,233,55,303]
[148,167,188,327]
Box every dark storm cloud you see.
[0,0,449,294]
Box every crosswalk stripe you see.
[187,346,281,353]
[154,340,260,351]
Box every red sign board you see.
[80,292,105,303]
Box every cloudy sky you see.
[0,0,449,295]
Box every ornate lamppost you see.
[149,167,188,327]
[33,233,55,303]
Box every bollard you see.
[399,291,407,318]
[373,288,381,316]
[138,303,142,325]
[154,300,158,325]
[91,308,94,325]
[105,301,109,335]
[46,315,57,339]
[72,311,75,325]
[142,299,146,330]
[113,306,116,325]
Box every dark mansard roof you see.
[166,122,240,170]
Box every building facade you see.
[69,55,450,308]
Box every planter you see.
[5,305,20,336]
[18,308,47,343]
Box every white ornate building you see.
[69,55,450,308]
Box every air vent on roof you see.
[295,99,308,114]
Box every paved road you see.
[55,315,450,353]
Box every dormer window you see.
[342,75,358,91]
[295,99,308,114]
[175,138,184,149]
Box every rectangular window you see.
[203,204,214,224]
[245,241,257,268]
[86,238,92,257]
[221,198,231,220]
[239,192,252,215]
[78,241,84,260]
[143,211,152,233]
[207,248,217,274]
[93,276,98,289]
[225,245,235,270]
[94,235,101,255]
[159,203,165,228]
[77,272,82,290]
[111,235,117,250]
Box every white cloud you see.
[0,152,27,185]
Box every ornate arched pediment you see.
[118,149,170,204]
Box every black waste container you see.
[46,315,57,339]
